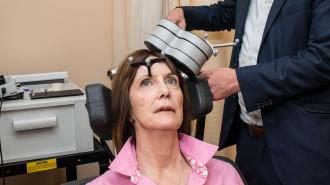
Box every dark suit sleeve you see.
[236,0,330,113]
[181,0,236,31]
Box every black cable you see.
[0,87,7,185]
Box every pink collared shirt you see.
[87,134,245,185]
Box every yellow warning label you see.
[26,158,57,173]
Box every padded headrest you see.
[187,78,213,119]
[85,83,113,140]
[85,78,213,139]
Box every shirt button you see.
[260,103,264,108]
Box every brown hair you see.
[112,49,192,151]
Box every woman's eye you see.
[166,77,178,85]
[140,79,152,87]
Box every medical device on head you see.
[108,19,238,119]
[143,19,238,116]
[129,56,167,77]
[144,19,238,78]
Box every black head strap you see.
[129,56,166,77]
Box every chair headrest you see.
[85,83,112,140]
[186,78,213,119]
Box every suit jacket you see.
[87,134,245,185]
[182,0,330,184]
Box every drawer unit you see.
[0,95,93,164]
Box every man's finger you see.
[178,21,186,30]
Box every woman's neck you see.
[135,131,190,185]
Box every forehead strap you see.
[129,56,166,77]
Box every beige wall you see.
[0,0,113,88]
[0,0,112,184]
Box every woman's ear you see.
[130,113,135,123]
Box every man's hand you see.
[165,8,186,30]
[199,68,240,101]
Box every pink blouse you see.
[87,134,245,185]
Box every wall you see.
[0,0,113,184]
[0,0,113,88]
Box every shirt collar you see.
[109,134,218,177]
[109,137,138,177]
[179,133,218,165]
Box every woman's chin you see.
[152,120,182,130]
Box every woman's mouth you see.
[155,106,175,113]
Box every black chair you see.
[62,78,213,185]
[62,78,247,184]
[61,84,116,185]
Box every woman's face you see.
[129,60,183,132]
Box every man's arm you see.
[199,68,240,101]
[237,0,330,113]
[181,0,237,31]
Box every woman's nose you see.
[159,82,171,98]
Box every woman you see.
[88,49,245,185]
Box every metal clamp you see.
[204,33,240,56]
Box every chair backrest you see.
[85,83,113,140]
